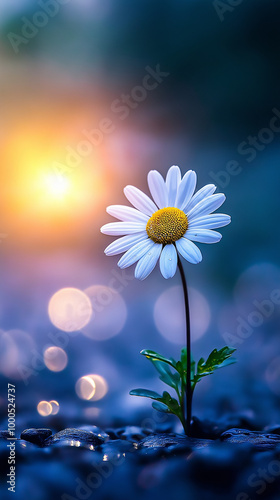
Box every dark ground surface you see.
[2,416,280,500]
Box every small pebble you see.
[220,428,280,450]
[45,428,105,447]
[138,433,212,452]
[20,428,52,446]
[78,425,109,441]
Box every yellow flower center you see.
[146,207,188,244]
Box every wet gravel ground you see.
[2,416,280,500]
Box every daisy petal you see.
[187,193,226,221]
[175,170,197,210]
[188,214,231,229]
[100,221,146,236]
[159,244,178,279]
[117,239,155,269]
[184,184,216,213]
[166,165,181,206]
[175,237,202,264]
[185,229,222,244]
[104,232,148,256]
[135,243,162,280]
[106,205,149,223]
[124,185,158,216]
[148,170,168,208]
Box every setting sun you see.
[43,172,71,199]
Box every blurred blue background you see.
[0,0,280,436]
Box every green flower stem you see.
[177,254,193,436]
[178,391,188,435]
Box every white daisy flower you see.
[101,166,231,280]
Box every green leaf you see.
[130,388,180,416]
[129,389,162,400]
[140,349,177,369]
[130,345,237,428]
[195,346,236,383]
[158,372,180,390]
[161,391,180,413]
[149,359,180,390]
[152,401,170,413]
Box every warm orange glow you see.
[1,118,110,248]
[41,172,71,199]
[32,166,92,213]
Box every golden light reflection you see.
[70,440,81,447]
[75,374,108,401]
[44,346,68,372]
[37,401,52,417]
[48,287,92,332]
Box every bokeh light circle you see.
[75,374,108,401]
[75,376,96,400]
[37,401,52,417]
[50,400,60,415]
[154,286,211,344]
[48,287,92,332]
[82,285,127,340]
[44,346,68,372]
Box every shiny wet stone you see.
[44,428,106,447]
[138,432,212,452]
[20,428,52,446]
[220,428,280,450]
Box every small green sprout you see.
[130,346,236,434]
